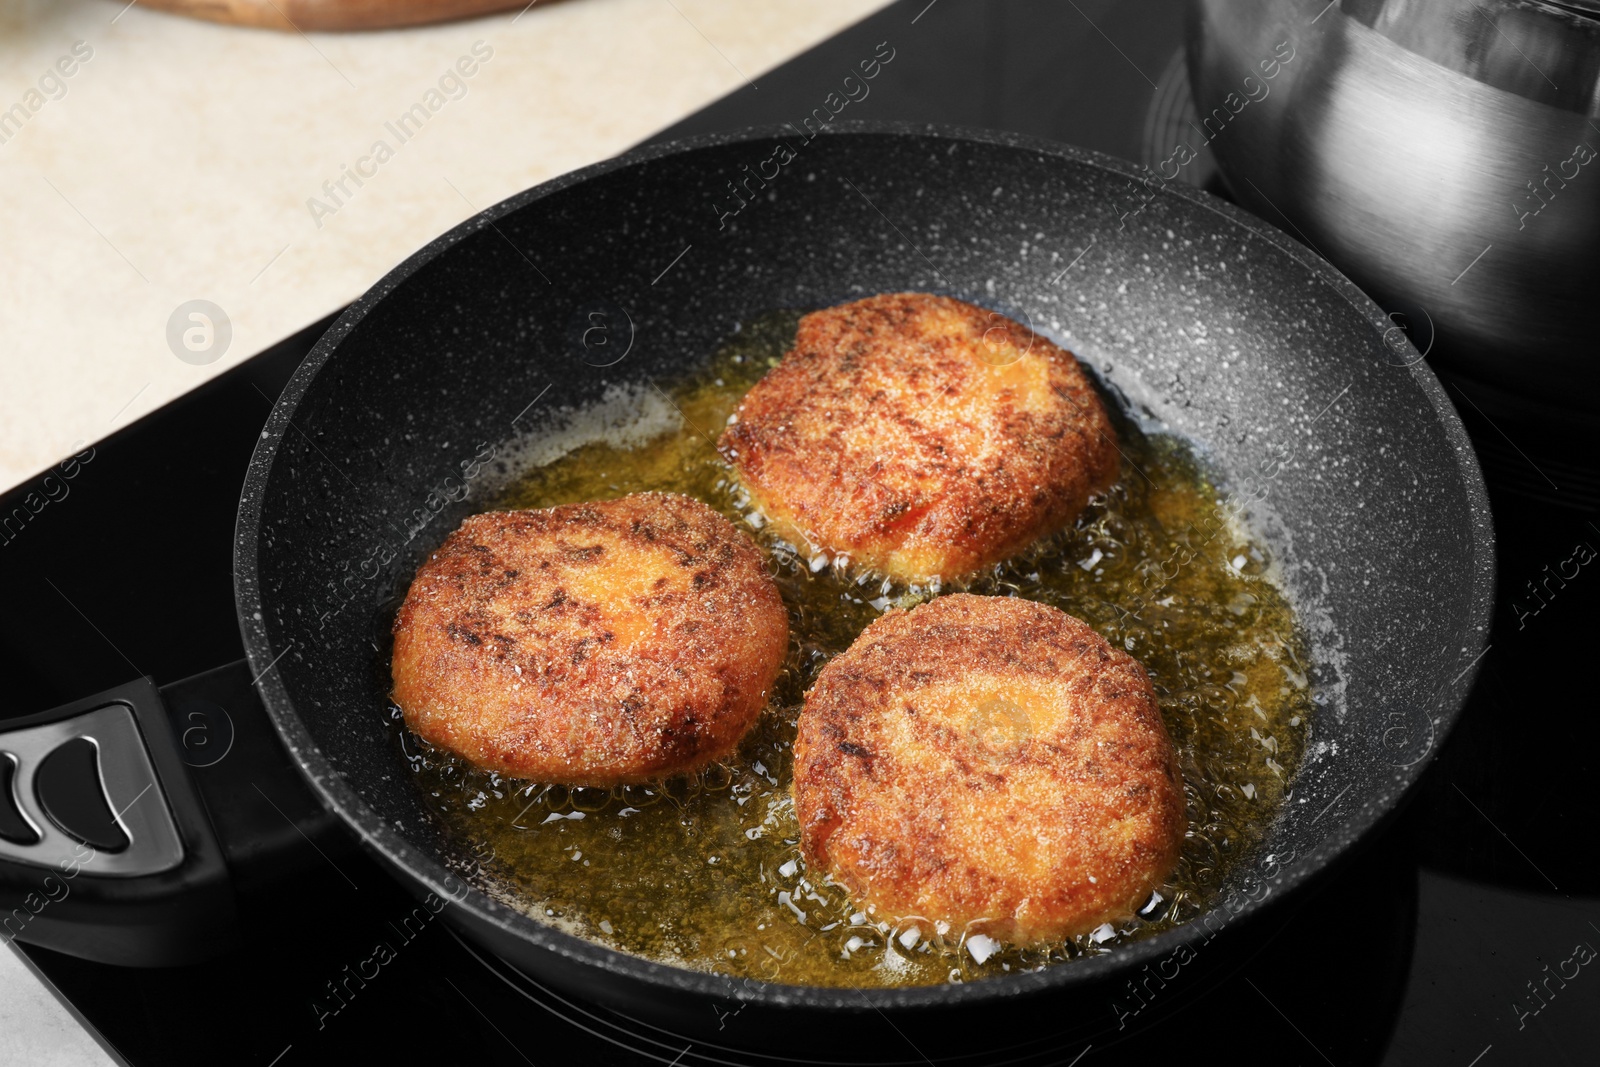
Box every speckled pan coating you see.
[233,124,1494,1021]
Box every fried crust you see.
[793,594,1184,943]
[719,294,1120,582]
[391,492,789,786]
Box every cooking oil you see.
[390,310,1313,988]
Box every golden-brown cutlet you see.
[718,293,1120,583]
[792,594,1184,944]
[390,492,788,786]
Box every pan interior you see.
[237,128,1491,1007]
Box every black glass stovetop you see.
[3,2,1597,1064]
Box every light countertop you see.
[0,0,888,496]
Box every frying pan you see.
[0,124,1493,1051]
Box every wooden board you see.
[125,0,532,31]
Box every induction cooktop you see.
[3,3,1597,1065]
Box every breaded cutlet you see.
[391,492,789,786]
[719,294,1120,583]
[793,593,1184,943]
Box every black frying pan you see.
[1,124,1495,1054]
[237,121,1494,1028]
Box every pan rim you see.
[233,120,1495,1012]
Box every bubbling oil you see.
[392,310,1313,988]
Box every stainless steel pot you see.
[1188,0,1600,407]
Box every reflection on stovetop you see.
[3,2,1597,1064]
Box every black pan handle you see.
[0,660,343,966]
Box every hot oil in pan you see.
[393,310,1314,988]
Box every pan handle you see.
[0,660,342,966]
